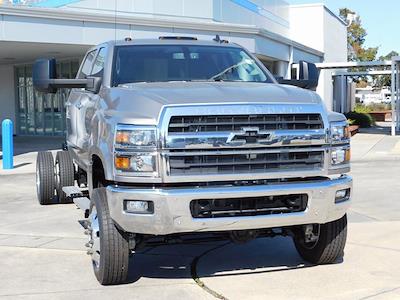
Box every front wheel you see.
[293,214,347,264]
[88,188,130,285]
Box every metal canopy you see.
[302,59,400,136]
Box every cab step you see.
[62,186,90,217]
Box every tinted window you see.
[79,50,96,78]
[91,47,106,76]
[112,45,272,86]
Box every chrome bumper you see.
[106,176,352,235]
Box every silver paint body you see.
[66,39,352,235]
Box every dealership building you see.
[0,0,347,136]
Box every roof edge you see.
[0,5,324,57]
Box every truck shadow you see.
[126,236,336,284]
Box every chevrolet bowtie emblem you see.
[226,127,272,144]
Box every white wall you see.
[0,64,16,131]
[320,8,347,110]
[289,5,324,52]
[65,0,215,21]
[290,4,347,110]
[65,0,291,37]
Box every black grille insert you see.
[169,114,323,133]
[190,194,308,218]
[169,150,324,175]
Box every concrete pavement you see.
[0,131,400,299]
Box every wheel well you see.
[92,155,106,188]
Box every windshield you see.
[112,45,273,86]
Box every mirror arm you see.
[277,79,317,89]
[46,78,95,89]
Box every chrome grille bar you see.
[169,114,323,133]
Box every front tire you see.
[293,214,347,264]
[88,188,130,285]
[36,152,55,205]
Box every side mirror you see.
[298,61,320,90]
[32,58,57,93]
[33,58,100,94]
[277,60,320,90]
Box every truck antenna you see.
[114,0,117,42]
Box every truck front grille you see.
[190,194,308,218]
[168,114,323,133]
[168,149,324,176]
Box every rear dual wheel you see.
[36,150,75,205]
[55,151,75,203]
[36,152,56,205]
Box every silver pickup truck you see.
[33,37,352,285]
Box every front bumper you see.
[106,176,352,235]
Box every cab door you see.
[66,48,98,166]
[75,47,108,167]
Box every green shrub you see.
[354,103,391,113]
[345,112,374,128]
[347,119,356,125]
[354,104,372,113]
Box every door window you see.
[79,50,97,78]
[91,47,106,77]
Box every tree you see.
[339,8,379,62]
[339,8,379,87]
[374,51,399,88]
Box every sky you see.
[288,0,398,57]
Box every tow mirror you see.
[277,60,320,91]
[33,58,101,94]
[298,61,320,90]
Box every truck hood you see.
[105,82,324,123]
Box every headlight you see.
[330,121,350,143]
[115,153,157,174]
[114,125,158,177]
[115,125,157,148]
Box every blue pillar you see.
[2,119,13,170]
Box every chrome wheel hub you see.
[87,206,101,268]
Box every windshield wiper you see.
[209,61,248,81]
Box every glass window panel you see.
[79,50,97,78]
[34,90,44,135]
[71,61,80,78]
[91,47,106,76]
[16,59,80,136]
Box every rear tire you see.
[293,214,347,264]
[89,188,130,285]
[36,152,55,205]
[55,151,75,204]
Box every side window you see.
[91,47,107,77]
[79,50,97,79]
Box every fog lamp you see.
[125,200,153,214]
[335,188,350,203]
